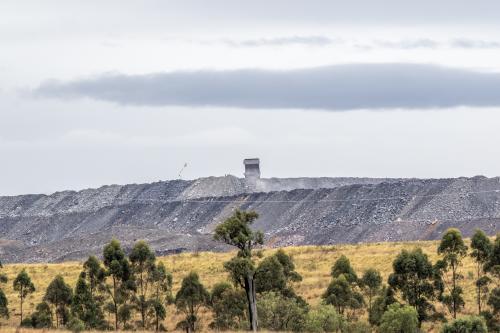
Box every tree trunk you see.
[245,274,258,332]
[477,265,482,314]
[55,306,59,328]
[19,292,23,325]
[141,297,146,328]
[113,277,118,330]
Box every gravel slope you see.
[0,175,499,262]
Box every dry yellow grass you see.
[0,240,489,332]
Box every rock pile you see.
[0,175,498,262]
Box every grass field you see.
[0,240,491,332]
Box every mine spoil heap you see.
[0,171,499,262]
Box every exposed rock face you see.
[0,175,499,262]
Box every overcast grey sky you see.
[2,1,500,195]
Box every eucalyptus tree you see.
[71,272,105,329]
[388,248,440,325]
[255,249,302,301]
[129,240,156,328]
[0,260,8,320]
[470,229,493,314]
[360,268,383,313]
[436,228,468,319]
[214,209,263,332]
[175,272,209,333]
[82,255,105,300]
[102,239,135,330]
[149,261,173,331]
[44,275,73,328]
[13,268,35,325]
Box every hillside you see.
[0,241,485,332]
[0,175,499,262]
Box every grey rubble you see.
[0,175,499,263]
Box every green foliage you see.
[44,274,73,327]
[26,301,53,328]
[224,256,256,288]
[0,262,8,320]
[130,240,156,328]
[322,274,364,316]
[149,261,173,331]
[437,228,468,319]
[485,234,500,280]
[484,287,500,331]
[471,229,493,266]
[213,209,263,258]
[175,272,209,332]
[67,316,86,333]
[214,209,263,332]
[102,239,135,330]
[332,255,358,284]
[0,289,8,319]
[71,272,106,329]
[378,303,419,333]
[341,320,372,333]
[210,282,247,330]
[360,268,382,312]
[13,268,35,324]
[471,229,494,316]
[388,247,439,324]
[369,286,397,326]
[440,316,488,333]
[305,304,343,332]
[257,291,308,331]
[255,249,303,302]
[82,255,105,298]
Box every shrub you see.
[341,320,372,333]
[305,304,344,332]
[67,317,86,333]
[440,316,488,333]
[258,291,308,331]
[378,303,419,333]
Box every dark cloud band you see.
[35,64,500,111]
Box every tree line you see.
[0,209,498,333]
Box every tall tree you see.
[369,286,397,326]
[322,274,354,315]
[485,234,500,331]
[255,249,302,300]
[82,255,105,300]
[149,261,173,331]
[175,272,209,333]
[331,255,358,284]
[71,272,105,329]
[485,233,500,282]
[436,228,468,319]
[470,229,493,314]
[102,239,135,330]
[13,268,35,325]
[44,275,73,328]
[214,209,263,332]
[0,260,8,321]
[360,268,383,313]
[388,248,440,325]
[129,240,156,328]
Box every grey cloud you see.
[221,36,500,50]
[35,64,500,111]
[451,38,500,49]
[373,39,439,49]
[223,36,336,47]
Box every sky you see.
[2,1,500,195]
